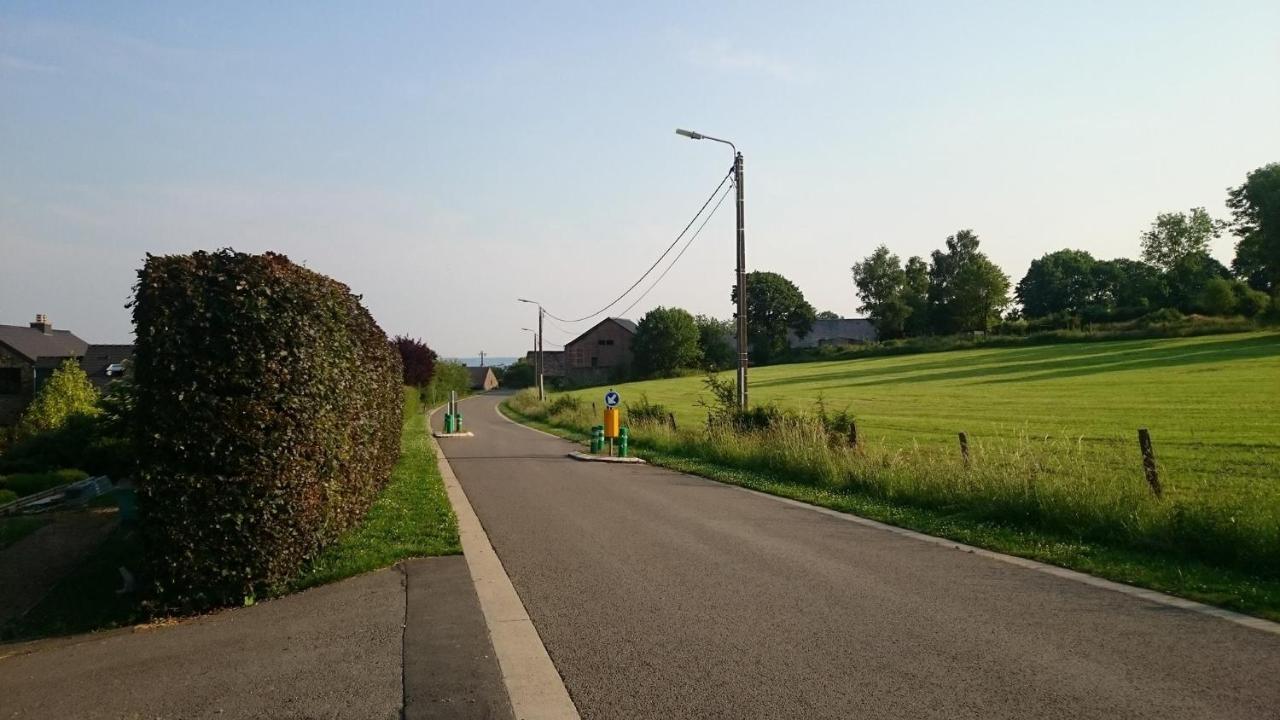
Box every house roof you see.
[79,345,134,389]
[0,324,88,363]
[467,365,496,388]
[565,317,637,347]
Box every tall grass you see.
[507,388,1280,578]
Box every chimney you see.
[30,314,52,335]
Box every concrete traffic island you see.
[432,431,475,439]
[567,450,645,464]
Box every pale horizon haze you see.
[3,2,1278,356]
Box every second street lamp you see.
[517,298,545,401]
[676,127,748,410]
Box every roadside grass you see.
[502,336,1280,622]
[0,516,49,550]
[289,386,460,592]
[2,386,459,642]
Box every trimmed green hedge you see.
[132,250,403,609]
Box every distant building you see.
[563,317,637,386]
[523,350,565,378]
[788,318,877,348]
[0,314,132,425]
[468,366,499,391]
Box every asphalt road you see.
[436,392,1280,720]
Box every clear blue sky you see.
[3,1,1278,354]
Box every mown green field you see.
[569,331,1280,502]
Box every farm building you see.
[563,317,637,386]
[0,315,133,425]
[788,318,877,348]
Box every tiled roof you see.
[0,324,88,362]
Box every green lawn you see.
[571,331,1280,503]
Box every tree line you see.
[853,162,1280,338]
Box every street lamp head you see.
[675,128,704,140]
[517,298,536,305]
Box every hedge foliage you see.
[132,250,403,608]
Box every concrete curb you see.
[567,451,645,464]
[432,431,475,438]
[429,403,581,720]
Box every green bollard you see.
[444,413,455,433]
[591,425,604,453]
[619,426,630,457]
[456,412,463,433]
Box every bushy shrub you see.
[392,335,438,386]
[0,469,89,498]
[0,489,16,505]
[424,360,471,407]
[625,393,669,425]
[1137,307,1185,326]
[501,361,535,389]
[14,359,100,442]
[132,250,403,609]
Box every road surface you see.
[436,391,1280,720]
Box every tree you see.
[852,245,911,339]
[732,271,816,364]
[1091,258,1165,312]
[1199,277,1237,316]
[1015,249,1097,317]
[927,230,1011,333]
[902,256,930,336]
[1140,207,1221,272]
[500,360,536,389]
[815,310,841,320]
[1166,251,1231,312]
[1227,162,1280,292]
[632,306,702,377]
[15,359,100,441]
[694,314,735,371]
[392,335,438,386]
[1233,282,1270,318]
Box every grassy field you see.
[570,331,1280,503]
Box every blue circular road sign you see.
[604,390,620,408]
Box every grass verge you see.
[500,399,1280,622]
[290,387,460,592]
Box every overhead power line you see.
[617,178,735,319]
[542,167,734,324]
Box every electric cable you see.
[616,176,737,316]
[541,167,733,324]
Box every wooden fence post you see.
[958,432,970,466]
[668,412,678,430]
[1138,428,1162,497]
[848,419,859,450]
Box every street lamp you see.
[676,127,748,410]
[520,326,538,386]
[517,298,545,401]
